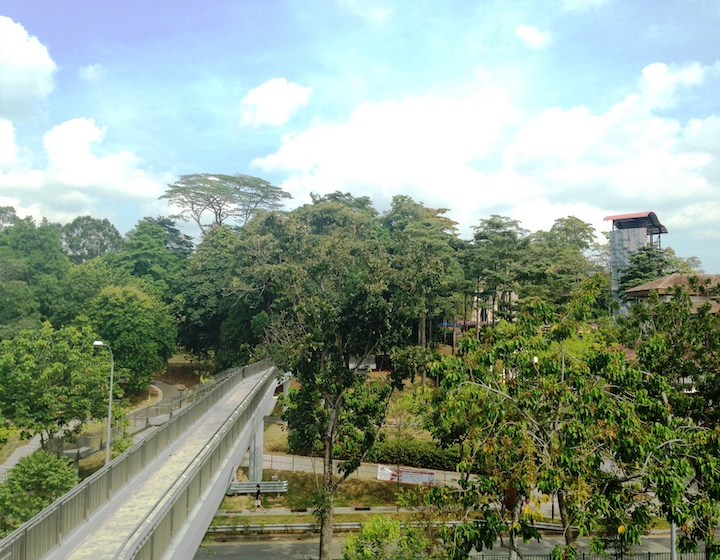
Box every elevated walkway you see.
[0,362,283,560]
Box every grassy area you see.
[221,469,401,513]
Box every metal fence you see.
[0,361,273,560]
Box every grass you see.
[221,469,401,513]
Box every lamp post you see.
[93,340,114,466]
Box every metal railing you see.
[0,361,273,560]
[117,365,278,559]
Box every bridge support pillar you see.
[248,424,263,482]
[283,375,291,399]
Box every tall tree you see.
[84,285,177,393]
[470,215,529,325]
[381,195,463,348]
[252,199,409,560]
[160,173,291,234]
[60,215,124,264]
[415,278,698,558]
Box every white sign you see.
[377,465,436,485]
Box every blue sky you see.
[1,0,719,271]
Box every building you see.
[604,211,668,296]
[625,273,720,313]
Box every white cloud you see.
[0,16,57,119]
[515,25,553,49]
[252,61,720,268]
[0,117,169,227]
[79,63,105,82]
[253,87,514,215]
[0,119,19,169]
[240,78,313,127]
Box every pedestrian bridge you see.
[0,362,283,560]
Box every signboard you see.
[377,465,436,485]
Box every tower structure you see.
[604,211,668,295]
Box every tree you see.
[470,215,529,325]
[142,216,195,259]
[85,285,177,393]
[107,218,188,306]
[381,195,463,348]
[253,199,409,560]
[179,225,243,359]
[0,450,78,537]
[0,323,110,445]
[618,245,676,294]
[60,215,123,264]
[414,278,695,558]
[518,216,598,306]
[160,173,291,234]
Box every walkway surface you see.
[43,371,269,560]
[0,434,41,482]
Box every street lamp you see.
[93,340,114,466]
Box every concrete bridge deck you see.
[0,363,281,560]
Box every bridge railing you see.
[117,365,278,559]
[0,361,272,560]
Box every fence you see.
[44,367,240,460]
[0,361,273,560]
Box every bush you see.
[367,438,463,472]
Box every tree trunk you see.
[319,403,338,560]
[418,313,427,348]
[557,491,578,549]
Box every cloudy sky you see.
[1,0,719,270]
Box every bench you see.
[226,480,289,496]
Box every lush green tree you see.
[618,245,676,293]
[0,206,18,232]
[414,278,696,558]
[0,450,79,537]
[160,173,291,234]
[178,225,243,360]
[84,285,177,393]
[106,219,187,307]
[619,284,720,424]
[470,215,529,325]
[0,248,41,339]
[142,216,195,259]
[518,217,598,306]
[253,199,409,560]
[0,323,110,444]
[381,195,463,348]
[0,216,72,323]
[60,215,124,264]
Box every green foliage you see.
[0,323,110,443]
[161,172,291,234]
[407,279,701,557]
[0,450,78,537]
[85,285,177,392]
[60,215,123,264]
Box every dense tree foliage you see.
[84,285,177,392]
[0,323,110,444]
[60,215,123,264]
[0,188,716,557]
[0,451,78,537]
